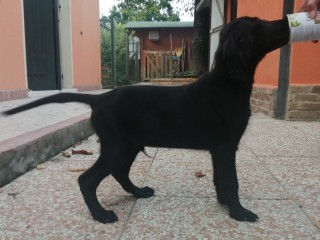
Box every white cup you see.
[286,12,320,42]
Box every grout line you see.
[296,206,319,229]
[118,198,136,240]
[142,148,159,186]
[244,197,290,201]
[118,148,159,240]
[249,155,320,158]
[245,143,291,195]
[244,143,318,228]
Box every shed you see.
[125,21,194,82]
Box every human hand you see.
[299,0,320,19]
[299,0,320,43]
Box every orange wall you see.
[290,0,320,85]
[237,0,284,87]
[72,0,101,87]
[0,0,27,90]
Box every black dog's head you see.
[214,17,290,81]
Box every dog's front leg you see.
[211,145,258,222]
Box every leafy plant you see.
[101,20,130,86]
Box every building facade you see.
[199,0,320,121]
[0,0,101,101]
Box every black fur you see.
[3,17,289,223]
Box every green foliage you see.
[101,20,130,86]
[112,0,180,24]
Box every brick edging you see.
[250,85,277,117]
[288,85,320,121]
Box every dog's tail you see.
[3,93,97,115]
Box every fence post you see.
[111,18,116,87]
[134,41,139,83]
[126,32,129,84]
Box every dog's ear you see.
[222,28,251,81]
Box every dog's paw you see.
[230,207,259,222]
[133,186,155,198]
[93,209,118,224]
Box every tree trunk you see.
[191,1,210,75]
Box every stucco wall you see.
[237,0,284,87]
[0,0,27,91]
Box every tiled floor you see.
[0,114,319,239]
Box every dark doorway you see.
[23,0,61,91]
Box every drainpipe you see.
[276,0,294,119]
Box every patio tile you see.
[236,154,287,200]
[155,148,211,163]
[121,197,319,239]
[0,137,156,240]
[242,119,320,157]
[287,121,320,140]
[145,149,215,198]
[260,156,320,225]
[144,148,285,200]
[1,115,319,239]
[0,176,134,240]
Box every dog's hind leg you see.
[212,158,226,205]
[112,148,155,198]
[211,145,259,222]
[78,147,122,224]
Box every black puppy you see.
[4,17,289,223]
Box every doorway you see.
[23,0,61,91]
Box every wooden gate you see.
[141,50,179,81]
